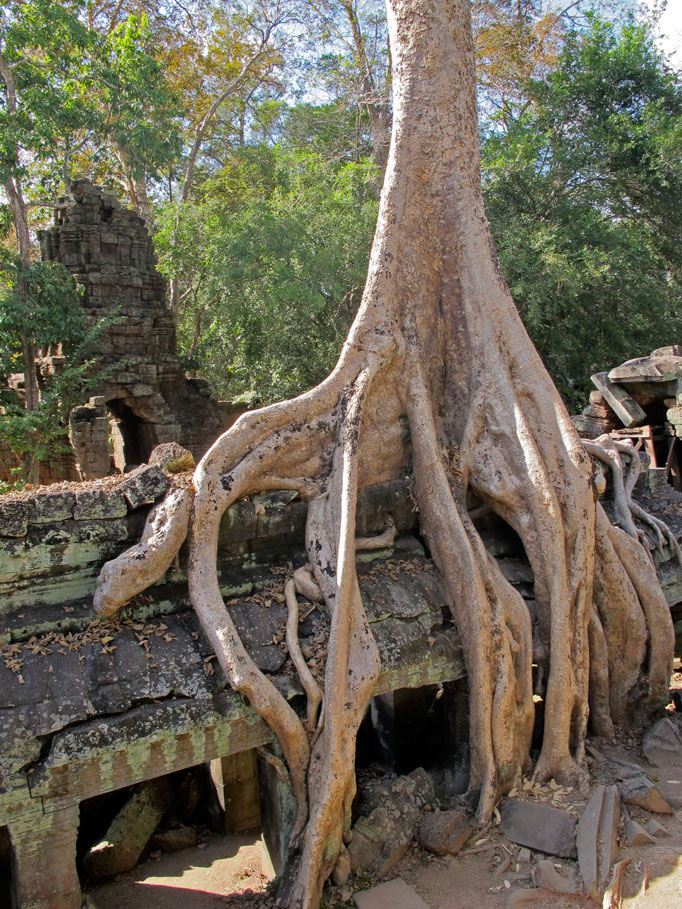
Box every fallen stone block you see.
[648,818,669,838]
[623,811,656,846]
[591,371,646,427]
[642,717,682,768]
[576,784,620,900]
[148,824,198,853]
[148,442,195,473]
[417,809,472,856]
[348,769,434,878]
[617,775,673,814]
[534,859,582,895]
[120,465,169,510]
[83,777,172,878]
[354,878,429,909]
[499,798,577,859]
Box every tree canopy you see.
[2,0,682,423]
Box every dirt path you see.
[84,833,274,908]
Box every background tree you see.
[155,146,379,404]
[483,14,682,409]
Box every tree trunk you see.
[115,143,153,225]
[95,1,674,906]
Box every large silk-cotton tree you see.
[95,1,674,906]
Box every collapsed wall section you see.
[36,180,224,479]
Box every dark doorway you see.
[107,399,156,471]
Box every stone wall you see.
[31,180,224,482]
[0,474,466,907]
[2,473,682,906]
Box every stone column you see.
[256,747,297,877]
[9,802,81,909]
[210,748,261,834]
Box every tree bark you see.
[96,2,675,906]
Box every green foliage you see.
[0,260,111,482]
[156,146,379,404]
[483,15,682,410]
[0,260,84,369]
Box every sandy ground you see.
[84,833,274,908]
[85,683,682,908]
[84,803,682,909]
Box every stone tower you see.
[38,180,225,477]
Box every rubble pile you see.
[574,345,682,488]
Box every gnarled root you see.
[586,436,675,721]
[285,578,323,733]
[93,486,194,616]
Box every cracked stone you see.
[642,717,682,768]
[417,809,472,856]
[576,785,620,900]
[120,465,169,510]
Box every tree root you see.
[93,486,194,616]
[285,578,323,733]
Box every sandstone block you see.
[73,487,127,520]
[0,500,28,537]
[642,716,682,768]
[27,490,75,524]
[417,809,472,855]
[354,879,429,909]
[576,785,620,900]
[83,777,172,878]
[500,798,577,859]
[149,442,195,474]
[120,465,169,510]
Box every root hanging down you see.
[91,2,677,905]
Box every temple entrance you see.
[107,399,157,471]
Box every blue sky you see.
[646,1,682,64]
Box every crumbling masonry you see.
[33,180,228,480]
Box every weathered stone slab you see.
[120,465,169,509]
[617,774,672,814]
[576,785,620,900]
[610,355,682,383]
[349,770,434,878]
[591,372,646,427]
[500,798,577,859]
[354,878,430,909]
[623,812,655,846]
[73,487,127,520]
[27,490,75,524]
[83,776,172,878]
[417,809,472,855]
[642,717,682,768]
[648,818,669,838]
[0,500,28,537]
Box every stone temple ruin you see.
[1,180,234,485]
[3,191,682,907]
[573,345,682,490]
[2,442,682,906]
